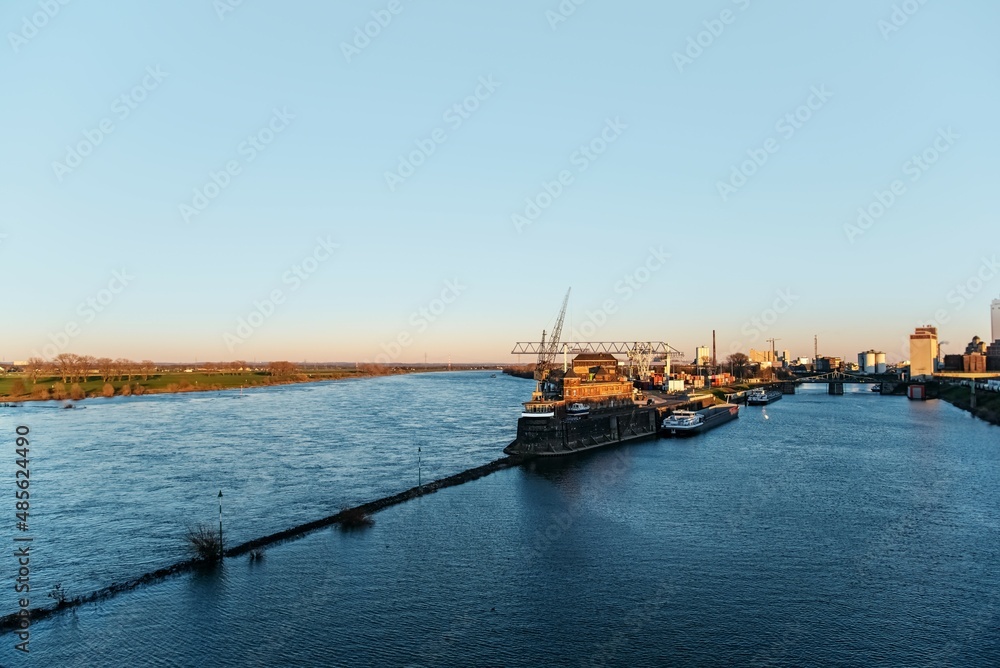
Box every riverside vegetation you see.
[0,357,454,402]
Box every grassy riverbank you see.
[939,384,1000,427]
[0,366,463,402]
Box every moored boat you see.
[746,388,782,405]
[521,400,557,419]
[660,404,739,437]
[566,402,590,418]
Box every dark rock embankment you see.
[0,454,524,634]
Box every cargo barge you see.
[746,387,782,405]
[659,404,739,438]
[504,352,658,457]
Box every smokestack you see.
[712,330,717,369]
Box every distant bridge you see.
[793,371,890,384]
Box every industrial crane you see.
[534,288,571,383]
[766,338,781,363]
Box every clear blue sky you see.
[1,0,998,363]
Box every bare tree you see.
[25,357,46,384]
[76,355,95,384]
[726,353,750,380]
[53,353,75,384]
[113,358,134,382]
[140,360,156,380]
[267,361,297,377]
[96,357,115,383]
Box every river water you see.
[1,374,998,666]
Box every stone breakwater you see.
[0,454,525,633]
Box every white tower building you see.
[992,298,1000,343]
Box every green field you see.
[0,369,369,401]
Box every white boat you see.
[566,403,590,417]
[661,410,704,432]
[521,402,556,419]
[660,404,740,437]
[746,388,782,405]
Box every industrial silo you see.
[858,351,876,374]
[875,352,887,374]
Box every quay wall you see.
[510,407,658,456]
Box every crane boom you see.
[534,288,571,381]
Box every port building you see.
[695,346,710,366]
[815,357,842,373]
[986,339,1000,371]
[909,326,938,379]
[558,353,635,404]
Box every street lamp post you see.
[218,490,223,558]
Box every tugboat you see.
[746,387,782,405]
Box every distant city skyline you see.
[2,2,998,364]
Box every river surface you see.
[1,373,998,666]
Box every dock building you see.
[909,326,939,379]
